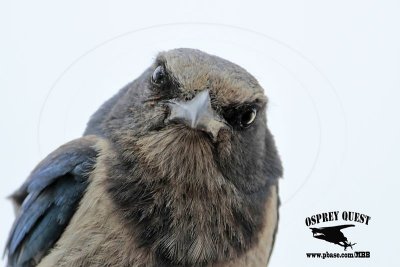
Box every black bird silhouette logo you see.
[310,224,356,250]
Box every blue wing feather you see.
[5,136,98,267]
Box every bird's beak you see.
[165,90,228,141]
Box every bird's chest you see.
[39,139,278,267]
[38,174,278,267]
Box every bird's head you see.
[102,48,282,265]
[105,48,282,192]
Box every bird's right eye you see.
[240,107,257,128]
[151,65,167,86]
[222,104,259,130]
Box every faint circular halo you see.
[37,22,346,205]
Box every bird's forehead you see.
[157,49,267,105]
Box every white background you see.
[0,1,399,266]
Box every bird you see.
[5,48,283,267]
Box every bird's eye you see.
[151,65,167,86]
[240,108,257,128]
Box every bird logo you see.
[310,224,356,250]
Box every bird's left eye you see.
[240,108,257,128]
[151,65,167,86]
